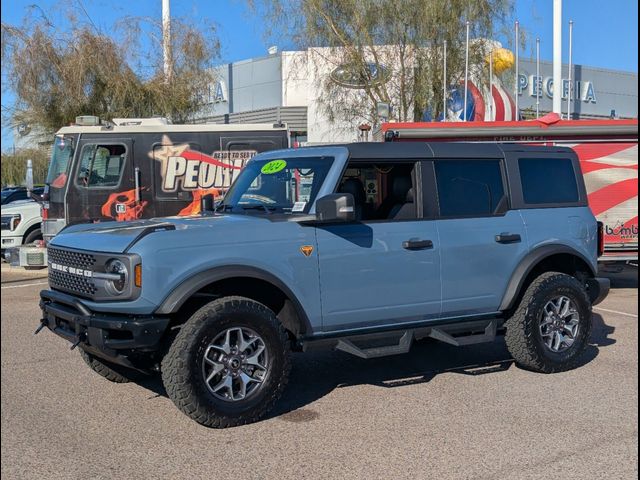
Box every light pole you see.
[553,0,563,115]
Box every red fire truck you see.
[381,115,638,263]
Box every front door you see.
[315,160,441,332]
[67,136,134,224]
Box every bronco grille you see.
[48,247,97,297]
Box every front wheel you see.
[505,272,592,373]
[161,296,291,428]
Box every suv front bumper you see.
[39,290,170,369]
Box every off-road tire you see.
[161,296,291,428]
[505,272,592,373]
[80,349,140,383]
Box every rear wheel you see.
[505,272,592,373]
[161,296,291,428]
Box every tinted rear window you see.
[435,160,506,217]
[519,158,579,204]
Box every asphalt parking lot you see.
[1,263,638,480]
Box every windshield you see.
[222,156,334,214]
[46,135,74,188]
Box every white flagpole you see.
[567,20,574,120]
[463,21,470,121]
[443,40,447,121]
[536,37,540,118]
[514,20,519,119]
[489,48,493,120]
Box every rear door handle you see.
[402,239,434,250]
[495,233,521,244]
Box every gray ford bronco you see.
[39,142,610,427]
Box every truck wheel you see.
[505,272,592,373]
[79,349,140,383]
[23,228,42,245]
[161,296,291,428]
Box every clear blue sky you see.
[1,0,638,148]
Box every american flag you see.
[443,76,518,122]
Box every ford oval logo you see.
[330,62,390,89]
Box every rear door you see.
[67,135,134,224]
[432,153,528,316]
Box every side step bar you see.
[303,319,500,359]
[335,331,413,359]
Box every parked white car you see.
[1,200,43,256]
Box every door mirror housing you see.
[315,193,356,223]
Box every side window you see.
[519,158,579,204]
[77,144,127,187]
[435,160,506,217]
[336,161,418,221]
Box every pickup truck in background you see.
[1,199,45,268]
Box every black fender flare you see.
[499,245,597,311]
[154,265,312,333]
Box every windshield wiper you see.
[241,205,276,214]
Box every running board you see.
[428,320,497,347]
[302,319,500,359]
[335,331,413,359]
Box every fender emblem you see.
[300,245,314,257]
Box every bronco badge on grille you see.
[49,262,93,278]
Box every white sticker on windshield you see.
[292,201,307,212]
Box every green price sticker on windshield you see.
[261,159,287,175]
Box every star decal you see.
[148,134,190,163]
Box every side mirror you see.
[315,193,356,223]
[200,193,215,215]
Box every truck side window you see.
[435,160,506,217]
[336,162,418,221]
[519,158,579,204]
[76,144,127,188]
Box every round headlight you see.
[105,259,128,294]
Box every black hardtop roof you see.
[337,142,575,160]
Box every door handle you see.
[495,233,521,244]
[402,239,434,250]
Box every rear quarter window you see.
[519,158,579,204]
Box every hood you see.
[49,214,273,253]
[1,200,40,215]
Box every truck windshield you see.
[222,156,334,214]
[46,135,74,188]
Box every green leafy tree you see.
[1,4,220,138]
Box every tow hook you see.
[34,318,48,335]
[70,332,87,350]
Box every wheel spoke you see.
[211,375,233,397]
[245,345,266,370]
[559,297,571,317]
[237,372,261,399]
[237,333,259,353]
[552,332,563,350]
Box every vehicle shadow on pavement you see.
[269,312,616,419]
[136,313,615,421]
